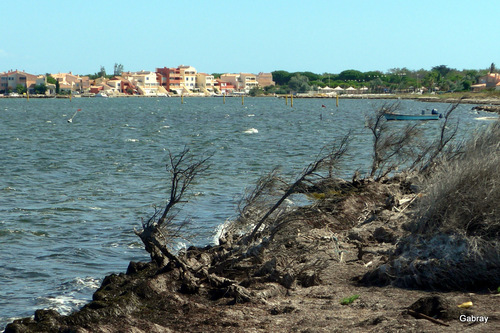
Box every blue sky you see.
[1,0,498,75]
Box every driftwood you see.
[407,309,450,327]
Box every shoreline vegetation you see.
[4,101,500,332]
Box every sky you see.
[1,0,498,76]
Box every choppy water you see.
[0,96,495,329]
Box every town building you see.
[220,73,260,92]
[239,73,258,91]
[220,74,240,91]
[35,75,56,95]
[0,70,38,94]
[256,72,275,87]
[472,72,500,91]
[156,67,182,93]
[214,79,235,95]
[122,70,163,95]
[196,73,215,94]
[179,65,197,93]
[156,65,199,94]
[51,72,90,93]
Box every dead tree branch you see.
[411,101,462,173]
[135,147,212,265]
[248,135,351,242]
[366,102,420,179]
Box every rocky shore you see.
[5,173,500,332]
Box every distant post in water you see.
[181,94,184,104]
[291,94,293,108]
[285,95,288,105]
[223,94,225,104]
[336,94,339,108]
[242,95,244,105]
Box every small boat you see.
[384,109,441,121]
[95,92,109,98]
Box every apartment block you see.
[196,73,215,93]
[0,70,38,93]
[256,72,275,87]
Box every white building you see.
[124,70,159,95]
[220,73,258,92]
[179,65,197,92]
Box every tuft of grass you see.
[340,294,360,305]
[412,120,500,240]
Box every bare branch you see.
[248,135,351,242]
[135,147,212,264]
[366,102,421,179]
[408,101,463,173]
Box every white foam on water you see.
[475,117,498,121]
[243,128,258,134]
[36,277,101,315]
[37,295,88,315]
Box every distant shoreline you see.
[2,93,500,106]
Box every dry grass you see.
[363,120,500,291]
[412,120,500,240]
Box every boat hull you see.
[384,113,440,121]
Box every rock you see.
[373,227,396,244]
[348,228,372,243]
[298,270,321,287]
[126,261,151,275]
[407,295,462,321]
[34,309,60,322]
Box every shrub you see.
[362,120,500,291]
[412,120,500,240]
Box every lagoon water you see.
[0,96,495,328]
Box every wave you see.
[243,128,258,134]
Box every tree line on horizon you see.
[254,64,495,95]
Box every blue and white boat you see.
[384,109,441,121]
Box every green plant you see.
[340,294,359,305]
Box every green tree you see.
[15,84,27,94]
[34,84,47,94]
[46,75,57,84]
[272,70,292,85]
[113,63,124,76]
[338,69,364,81]
[297,71,320,82]
[98,66,106,77]
[288,74,310,93]
[55,80,60,94]
[249,86,264,96]
[423,71,439,92]
[432,65,453,81]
